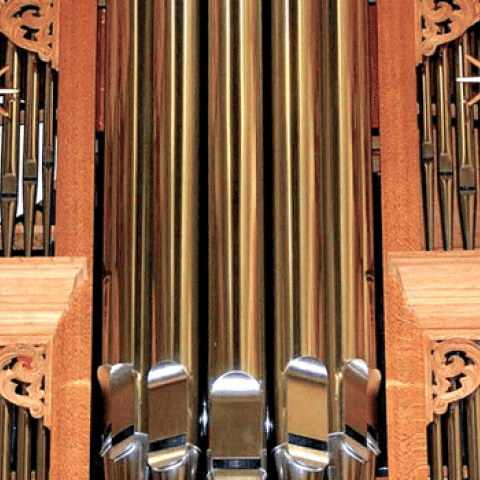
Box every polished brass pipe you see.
[455,34,476,250]
[42,63,55,256]
[103,0,155,437]
[23,52,40,256]
[421,57,435,251]
[152,0,199,406]
[272,0,323,383]
[208,0,264,471]
[272,2,330,462]
[16,406,32,480]
[1,42,20,257]
[147,3,200,473]
[320,0,372,431]
[208,0,264,381]
[437,45,454,251]
[447,401,463,480]
[102,0,120,366]
[0,397,11,480]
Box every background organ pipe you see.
[22,52,39,257]
[1,43,19,257]
[455,33,476,250]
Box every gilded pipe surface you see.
[436,44,454,251]
[208,0,265,471]
[320,0,372,432]
[148,2,200,470]
[421,57,435,251]
[455,34,476,250]
[208,0,264,381]
[1,42,20,257]
[23,52,40,256]
[42,63,55,256]
[103,0,155,434]
[272,2,323,441]
[272,5,341,470]
[152,0,198,411]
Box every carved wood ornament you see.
[432,338,480,415]
[0,0,55,66]
[419,0,480,63]
[0,343,46,419]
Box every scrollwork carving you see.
[0,343,46,419]
[0,0,54,64]
[432,338,480,415]
[419,0,480,61]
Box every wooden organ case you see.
[2,0,480,480]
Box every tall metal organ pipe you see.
[320,0,380,477]
[272,1,378,479]
[148,1,201,477]
[272,2,328,476]
[99,0,155,478]
[208,0,265,477]
[98,1,380,479]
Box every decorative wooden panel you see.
[385,252,480,480]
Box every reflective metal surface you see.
[271,0,324,449]
[455,34,476,250]
[1,42,19,257]
[208,0,265,476]
[436,44,454,251]
[150,1,200,473]
[23,52,40,256]
[208,0,264,380]
[420,57,435,250]
[99,1,379,479]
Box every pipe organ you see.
[3,0,480,479]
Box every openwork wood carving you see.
[431,338,480,415]
[0,343,46,419]
[0,0,54,64]
[419,0,480,61]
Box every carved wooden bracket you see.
[0,0,57,69]
[418,0,480,63]
[431,338,480,415]
[0,342,47,419]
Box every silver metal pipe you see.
[320,0,375,477]
[100,0,155,477]
[208,0,265,476]
[148,1,200,477]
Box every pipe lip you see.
[211,371,262,397]
[273,444,328,473]
[148,361,187,388]
[286,357,328,383]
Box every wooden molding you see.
[386,251,480,479]
[0,257,87,428]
